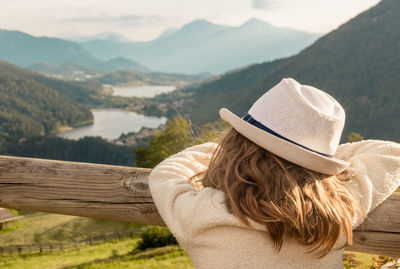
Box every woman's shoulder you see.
[336,139,400,160]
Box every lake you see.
[112,85,176,98]
[57,109,167,140]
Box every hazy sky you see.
[2,0,381,41]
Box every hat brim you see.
[219,108,349,175]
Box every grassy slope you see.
[0,212,193,268]
[0,212,142,245]
[0,238,193,269]
[68,245,193,269]
[0,238,136,269]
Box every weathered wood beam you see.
[0,155,399,257]
[0,155,163,226]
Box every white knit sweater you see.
[148,140,400,269]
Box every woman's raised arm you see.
[335,140,400,228]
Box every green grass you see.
[0,212,192,268]
[0,238,193,269]
[0,237,138,269]
[0,212,144,245]
[68,245,193,269]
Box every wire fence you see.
[0,229,137,256]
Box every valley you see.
[0,0,399,268]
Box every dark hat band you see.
[242,113,333,158]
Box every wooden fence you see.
[0,155,399,257]
[0,229,136,255]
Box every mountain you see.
[81,18,321,74]
[0,60,93,140]
[154,28,179,41]
[66,31,132,43]
[183,0,400,142]
[0,30,150,74]
[0,30,98,67]
[79,19,231,63]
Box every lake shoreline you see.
[54,119,94,135]
[56,108,167,141]
[55,84,177,141]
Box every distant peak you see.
[0,29,32,36]
[242,17,271,27]
[189,19,213,25]
[108,56,132,63]
[180,19,215,30]
[180,19,230,32]
[156,27,178,40]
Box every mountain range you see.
[0,29,150,73]
[0,18,318,76]
[182,0,400,142]
[80,18,321,74]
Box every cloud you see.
[251,0,280,9]
[59,14,165,26]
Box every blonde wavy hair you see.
[193,128,358,257]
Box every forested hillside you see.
[185,0,400,141]
[0,136,134,166]
[0,60,93,140]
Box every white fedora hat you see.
[219,78,349,175]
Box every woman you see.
[148,78,400,268]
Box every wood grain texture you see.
[0,155,164,225]
[0,155,399,256]
[354,193,400,233]
[347,231,400,257]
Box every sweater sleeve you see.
[334,140,400,228]
[148,142,219,243]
